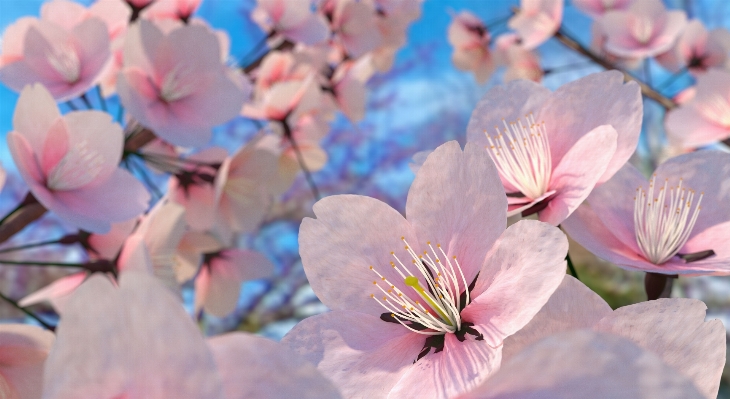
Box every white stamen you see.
[484,114,552,199]
[47,140,105,191]
[159,66,196,102]
[634,175,703,264]
[629,15,654,44]
[369,238,471,335]
[46,43,81,83]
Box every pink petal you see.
[208,332,341,399]
[299,195,421,316]
[460,330,705,399]
[39,0,87,31]
[539,125,617,225]
[171,181,217,231]
[71,18,112,86]
[18,272,88,314]
[86,218,138,260]
[390,333,501,399]
[122,20,162,74]
[7,132,45,188]
[537,70,642,183]
[11,83,62,154]
[42,272,225,399]
[665,106,730,149]
[461,220,568,347]
[40,118,70,177]
[594,298,726,398]
[501,275,612,362]
[0,324,55,399]
[682,221,730,262]
[282,13,330,45]
[281,310,424,398]
[60,110,124,184]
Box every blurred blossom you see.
[141,0,203,22]
[655,20,730,76]
[665,68,730,149]
[284,142,568,398]
[466,71,641,225]
[447,11,494,84]
[251,0,330,46]
[508,0,563,50]
[563,151,730,275]
[7,84,149,232]
[572,0,634,19]
[0,324,55,399]
[494,33,543,83]
[0,0,111,101]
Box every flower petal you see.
[0,324,55,399]
[11,83,61,154]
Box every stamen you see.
[483,114,552,200]
[159,65,196,102]
[634,175,703,264]
[46,42,81,83]
[46,140,105,191]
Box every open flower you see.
[117,20,247,147]
[656,21,730,75]
[457,330,707,399]
[466,71,641,225]
[7,83,149,233]
[0,0,111,101]
[599,0,687,59]
[448,11,494,84]
[41,271,341,398]
[563,151,730,275]
[498,275,725,398]
[252,0,330,45]
[508,0,563,50]
[1,324,55,399]
[494,33,542,83]
[665,68,730,149]
[283,141,568,399]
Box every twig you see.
[282,122,322,201]
[0,291,55,331]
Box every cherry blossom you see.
[665,68,730,149]
[563,151,730,275]
[458,330,706,399]
[448,11,493,84]
[508,0,563,50]
[326,0,383,58]
[41,271,341,398]
[656,21,730,75]
[283,141,568,399]
[117,20,248,147]
[499,275,725,398]
[0,324,55,399]
[251,0,330,45]
[6,83,149,233]
[599,0,687,59]
[141,0,203,22]
[572,0,634,19]
[494,33,543,83]
[0,0,111,101]
[466,71,641,225]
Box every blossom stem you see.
[79,93,94,110]
[0,260,86,268]
[95,85,108,112]
[282,121,322,201]
[65,100,78,111]
[566,252,578,280]
[0,291,55,331]
[0,238,69,254]
[0,194,47,245]
[644,272,675,300]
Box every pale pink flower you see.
[563,151,730,275]
[242,73,316,122]
[508,0,563,50]
[458,330,706,399]
[7,84,149,232]
[252,0,330,45]
[141,0,203,22]
[328,0,383,58]
[328,56,374,122]
[665,69,730,149]
[117,20,247,147]
[0,0,111,101]
[599,0,687,59]
[656,21,730,75]
[370,0,421,72]
[0,324,55,399]
[590,20,643,69]
[448,11,494,84]
[494,33,543,83]
[466,71,641,225]
[498,275,725,398]
[572,0,633,19]
[90,0,132,97]
[42,271,341,398]
[283,141,568,399]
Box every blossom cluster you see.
[0,0,728,398]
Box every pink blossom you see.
[494,33,543,83]
[327,0,383,58]
[466,71,642,225]
[141,0,203,22]
[498,276,725,398]
[328,56,374,121]
[41,271,341,398]
[508,0,563,50]
[370,0,421,72]
[573,0,633,19]
[283,141,568,399]
[252,0,330,45]
[599,0,687,59]
[665,69,730,149]
[563,151,730,275]
[0,324,55,399]
[7,83,149,232]
[117,20,247,147]
[656,21,730,75]
[448,11,494,84]
[458,330,706,399]
[0,0,111,101]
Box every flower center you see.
[370,238,470,335]
[629,15,654,44]
[46,140,105,191]
[484,114,552,200]
[46,43,81,84]
[159,66,196,102]
[634,175,703,265]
